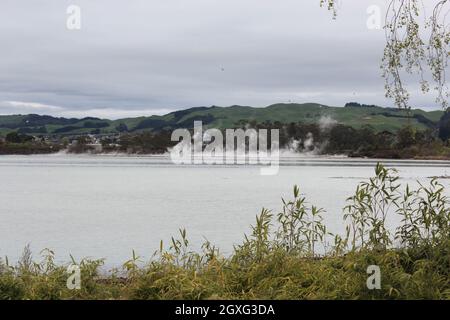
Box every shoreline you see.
[0,151,450,166]
[1,151,450,164]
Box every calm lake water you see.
[1,154,449,266]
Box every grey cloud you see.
[0,0,445,118]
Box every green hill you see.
[0,103,444,136]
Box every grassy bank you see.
[1,164,449,300]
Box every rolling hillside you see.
[0,103,444,136]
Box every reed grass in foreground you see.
[0,164,449,300]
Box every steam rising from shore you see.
[281,115,337,156]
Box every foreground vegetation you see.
[0,164,449,300]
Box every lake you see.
[1,154,449,266]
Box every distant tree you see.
[438,109,450,142]
[375,130,396,149]
[5,132,21,143]
[61,137,70,147]
[116,123,129,132]
[67,136,94,153]
[357,125,377,148]
[326,125,358,152]
[415,128,435,145]
[396,126,416,148]
[5,132,33,143]
[345,102,362,108]
[345,102,379,108]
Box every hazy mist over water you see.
[1,154,449,266]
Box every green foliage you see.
[117,131,174,154]
[344,163,400,250]
[0,137,62,155]
[396,126,416,149]
[276,186,328,256]
[439,110,450,142]
[245,120,450,159]
[5,132,33,143]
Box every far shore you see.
[2,151,450,164]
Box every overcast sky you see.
[0,0,446,118]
